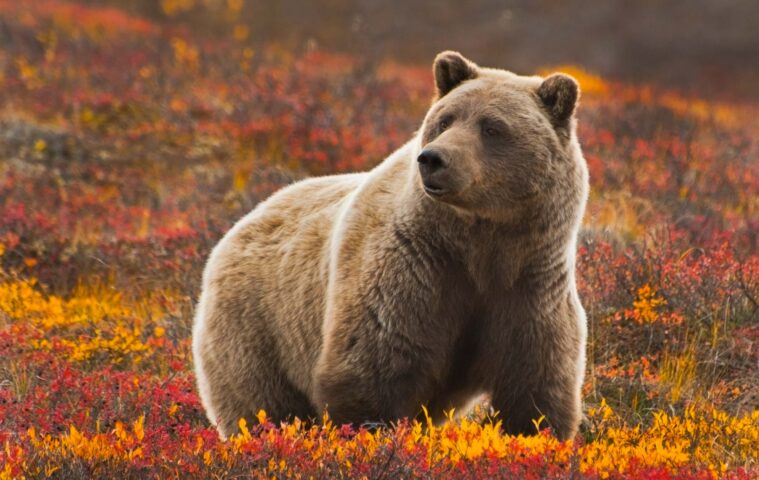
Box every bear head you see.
[417,51,584,223]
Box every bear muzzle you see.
[418,149,453,196]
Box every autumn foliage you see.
[0,1,757,479]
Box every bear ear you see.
[537,73,580,125]
[433,51,478,98]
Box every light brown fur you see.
[193,51,589,440]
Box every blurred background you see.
[99,0,759,99]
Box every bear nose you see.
[417,149,447,174]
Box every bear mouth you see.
[423,183,448,197]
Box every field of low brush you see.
[0,1,757,479]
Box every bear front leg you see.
[490,358,582,441]
[487,294,585,441]
[315,220,471,426]
[314,304,449,426]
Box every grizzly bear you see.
[192,51,589,441]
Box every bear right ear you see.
[433,51,478,98]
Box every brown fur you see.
[193,51,589,441]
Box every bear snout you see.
[418,149,447,172]
[418,149,452,195]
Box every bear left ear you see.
[433,51,478,98]
[537,73,580,125]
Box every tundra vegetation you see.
[0,1,756,479]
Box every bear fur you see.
[192,51,589,441]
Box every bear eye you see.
[438,117,452,131]
[481,119,507,138]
